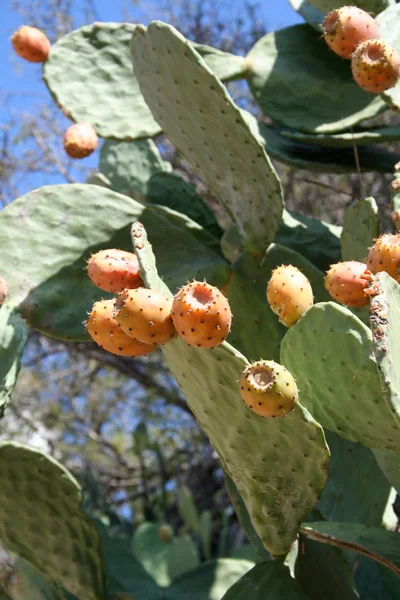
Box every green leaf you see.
[100,139,171,199]
[146,172,223,240]
[341,198,379,262]
[281,302,400,452]
[221,561,310,599]
[165,559,255,600]
[0,443,106,600]
[131,22,283,253]
[43,23,161,140]
[0,307,27,419]
[300,522,400,577]
[295,538,359,600]
[0,184,226,341]
[318,430,392,526]
[94,521,161,599]
[246,25,385,134]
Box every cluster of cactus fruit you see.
[2,2,400,599]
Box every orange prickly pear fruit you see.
[87,249,142,293]
[114,288,176,345]
[64,123,98,159]
[86,299,156,357]
[171,280,232,349]
[266,265,313,327]
[11,26,51,63]
[351,39,400,93]
[324,261,372,307]
[239,360,298,418]
[366,233,400,282]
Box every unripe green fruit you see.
[239,360,298,418]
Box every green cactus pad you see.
[221,562,310,600]
[94,521,161,599]
[355,556,400,599]
[0,442,105,600]
[132,522,198,587]
[377,5,400,110]
[373,449,400,492]
[318,430,392,526]
[132,227,330,556]
[226,244,329,362]
[294,539,359,600]
[256,123,397,173]
[99,139,170,199]
[131,22,283,253]
[277,210,341,272]
[246,25,386,134]
[391,171,400,226]
[223,473,270,561]
[164,559,255,600]
[146,172,223,240]
[43,23,161,140]
[281,302,400,452]
[341,197,379,262]
[282,125,400,148]
[289,0,324,29]
[369,272,400,420]
[191,43,247,81]
[86,172,111,188]
[0,307,27,419]
[0,184,226,341]
[308,0,395,16]
[300,522,400,577]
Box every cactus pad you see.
[0,442,105,600]
[373,448,400,492]
[131,22,283,253]
[341,197,380,262]
[281,302,400,452]
[282,125,400,148]
[377,4,400,110]
[221,562,310,599]
[0,184,226,340]
[0,306,27,418]
[99,139,170,199]
[43,23,162,140]
[310,0,395,16]
[246,25,385,133]
[369,272,400,421]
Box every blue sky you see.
[0,0,302,198]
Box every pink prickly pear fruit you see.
[171,280,232,349]
[86,299,157,357]
[266,265,313,327]
[114,288,176,345]
[324,261,372,307]
[87,249,143,293]
[239,360,298,418]
[11,26,51,63]
[351,39,400,93]
[323,6,379,59]
[0,276,8,306]
[63,123,98,159]
[366,233,400,282]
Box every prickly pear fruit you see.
[114,288,176,345]
[11,26,51,63]
[171,281,232,348]
[63,123,98,159]
[351,39,400,93]
[323,6,379,59]
[86,299,156,357]
[0,276,8,306]
[158,524,173,543]
[324,261,372,307]
[87,249,142,293]
[367,233,400,282]
[266,265,313,327]
[239,360,298,418]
